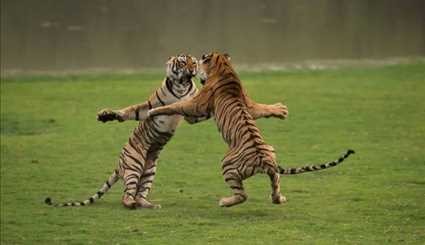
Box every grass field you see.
[1,63,425,244]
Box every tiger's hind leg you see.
[135,159,161,209]
[267,168,287,204]
[122,168,143,209]
[219,170,248,207]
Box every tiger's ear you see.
[223,53,231,61]
[166,56,174,64]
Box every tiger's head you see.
[166,54,198,84]
[198,52,232,85]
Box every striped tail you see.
[279,149,355,175]
[44,170,119,207]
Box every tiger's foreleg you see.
[135,159,161,209]
[97,102,150,123]
[148,100,206,118]
[247,102,288,120]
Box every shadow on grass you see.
[1,113,58,136]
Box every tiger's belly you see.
[152,114,183,133]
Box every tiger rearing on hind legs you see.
[147,52,355,207]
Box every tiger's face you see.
[166,54,198,84]
[198,52,231,85]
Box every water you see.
[1,0,424,72]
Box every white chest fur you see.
[149,79,196,133]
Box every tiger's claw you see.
[270,103,288,119]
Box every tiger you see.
[147,52,355,207]
[45,54,290,209]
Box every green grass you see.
[1,63,425,244]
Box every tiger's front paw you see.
[270,103,288,119]
[97,109,124,123]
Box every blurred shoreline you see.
[2,56,424,79]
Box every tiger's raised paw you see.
[135,196,161,209]
[97,109,124,123]
[270,103,288,119]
